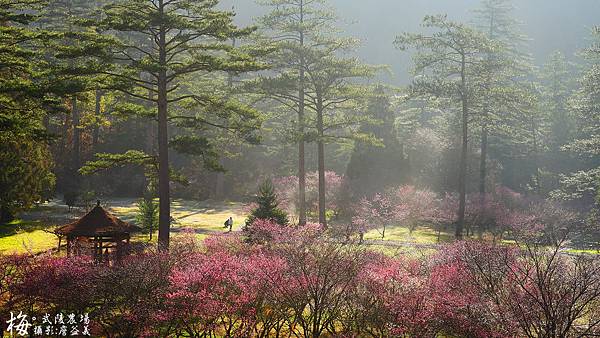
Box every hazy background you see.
[222,0,600,85]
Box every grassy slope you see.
[1,198,460,255]
[0,199,248,254]
[0,220,58,254]
[363,225,454,244]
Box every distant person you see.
[223,217,233,232]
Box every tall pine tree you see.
[254,0,378,228]
[245,179,289,227]
[556,28,600,203]
[346,87,408,198]
[396,15,494,238]
[93,0,265,249]
[472,0,532,194]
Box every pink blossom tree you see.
[438,187,538,241]
[0,254,34,320]
[2,214,598,337]
[165,251,287,337]
[390,185,442,233]
[14,255,96,316]
[273,171,345,223]
[350,253,433,336]
[432,240,600,337]
[352,193,397,240]
[352,185,443,240]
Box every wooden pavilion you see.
[55,201,141,262]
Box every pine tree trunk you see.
[456,55,468,239]
[298,84,306,225]
[71,95,81,199]
[215,168,225,199]
[532,117,541,194]
[72,96,80,172]
[299,134,307,225]
[0,205,13,224]
[92,90,102,151]
[61,113,69,165]
[479,121,488,195]
[318,140,326,228]
[157,2,171,251]
[145,86,156,241]
[298,0,307,226]
[477,120,488,239]
[480,11,494,197]
[316,98,326,229]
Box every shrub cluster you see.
[2,223,600,337]
[352,185,580,243]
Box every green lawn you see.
[0,220,58,254]
[1,200,452,255]
[363,224,454,244]
[109,198,247,231]
[12,200,591,258]
[0,199,248,255]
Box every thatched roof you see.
[56,202,141,237]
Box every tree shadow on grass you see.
[0,220,55,238]
[170,227,222,235]
[174,207,240,221]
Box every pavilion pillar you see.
[116,239,122,263]
[93,237,98,262]
[98,237,103,263]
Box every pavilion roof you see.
[56,202,141,237]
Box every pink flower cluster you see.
[351,185,574,242]
[273,171,345,218]
[2,219,597,337]
[352,185,442,237]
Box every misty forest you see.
[3,0,600,336]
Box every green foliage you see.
[170,136,223,172]
[0,0,116,219]
[539,51,576,150]
[80,190,97,210]
[80,150,189,186]
[0,0,57,141]
[80,150,155,175]
[78,0,268,248]
[396,14,497,237]
[246,180,289,227]
[253,0,381,226]
[554,27,600,202]
[136,198,159,238]
[0,138,55,223]
[471,0,538,192]
[0,0,63,222]
[253,0,381,146]
[93,0,267,136]
[63,190,79,209]
[346,87,408,198]
[395,15,496,100]
[473,0,530,61]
